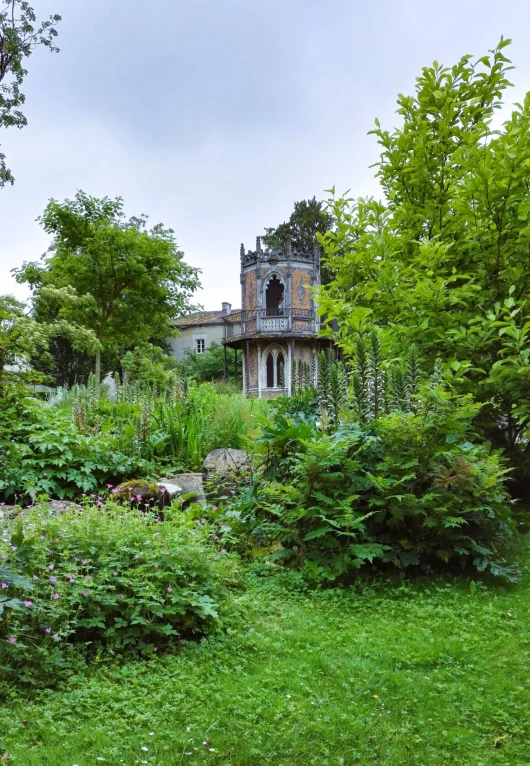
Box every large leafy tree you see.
[15,191,200,385]
[0,293,97,394]
[0,0,61,186]
[263,197,332,252]
[318,39,530,492]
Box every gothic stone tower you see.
[223,236,326,397]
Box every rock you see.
[0,505,17,530]
[47,501,83,513]
[113,479,167,509]
[156,481,182,501]
[202,448,251,502]
[160,473,206,508]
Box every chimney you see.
[222,302,232,316]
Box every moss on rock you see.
[113,480,163,508]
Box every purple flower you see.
[52,592,60,600]
[85,575,91,580]
[106,483,113,489]
[159,486,166,492]
[81,560,88,565]
[33,575,39,581]
[11,546,17,551]
[8,636,16,644]
[213,535,219,541]
[221,548,227,553]
[212,505,218,511]
[67,575,76,583]
[117,593,123,599]
[50,576,57,583]
[97,500,104,507]
[111,487,120,494]
[45,627,51,634]
[49,564,55,571]
[82,590,89,597]
[113,571,118,576]
[24,600,33,607]
[39,535,45,540]
[153,647,158,652]
[53,633,60,641]
[135,494,143,501]
[1,582,8,589]
[194,519,200,525]
[167,586,172,592]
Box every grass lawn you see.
[1,558,530,766]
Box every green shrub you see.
[234,386,517,584]
[0,396,152,503]
[0,502,234,694]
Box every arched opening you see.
[266,352,274,388]
[277,353,285,389]
[265,275,284,317]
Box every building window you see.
[265,348,285,388]
[196,339,205,354]
[265,275,284,316]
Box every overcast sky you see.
[1,0,530,311]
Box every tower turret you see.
[223,236,325,397]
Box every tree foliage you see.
[0,0,60,186]
[176,342,240,383]
[318,39,530,493]
[14,191,200,384]
[263,197,332,252]
[0,293,97,394]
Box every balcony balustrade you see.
[223,308,317,341]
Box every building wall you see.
[292,268,312,310]
[243,271,257,311]
[168,324,225,361]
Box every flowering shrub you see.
[0,502,234,694]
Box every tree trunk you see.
[95,347,101,389]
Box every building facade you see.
[170,303,236,360]
[222,236,328,398]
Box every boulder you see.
[156,480,183,502]
[113,479,170,509]
[202,448,251,501]
[159,473,206,508]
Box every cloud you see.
[1,0,530,311]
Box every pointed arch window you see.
[265,275,285,317]
[263,345,286,389]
